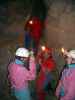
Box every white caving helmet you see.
[15,48,29,57]
[67,50,75,59]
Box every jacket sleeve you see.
[55,80,62,98]
[55,68,67,98]
[25,57,36,80]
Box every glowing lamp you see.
[41,46,46,51]
[61,48,65,53]
[29,20,33,25]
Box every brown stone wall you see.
[45,0,75,49]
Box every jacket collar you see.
[68,64,75,68]
[15,59,24,65]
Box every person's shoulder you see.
[62,68,68,72]
[61,68,68,76]
[8,62,14,66]
[8,62,19,67]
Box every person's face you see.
[65,56,73,64]
[20,57,30,69]
[21,57,29,63]
[66,57,72,64]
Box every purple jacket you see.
[8,57,36,90]
[56,64,75,100]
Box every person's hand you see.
[30,51,34,56]
[30,51,35,60]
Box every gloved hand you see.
[30,51,34,56]
[30,51,35,60]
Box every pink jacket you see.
[56,67,75,100]
[8,57,36,90]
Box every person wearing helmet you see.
[55,50,75,100]
[36,47,56,100]
[8,48,36,100]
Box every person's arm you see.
[29,56,36,80]
[55,69,65,98]
[55,80,62,98]
[25,52,36,80]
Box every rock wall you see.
[45,0,75,49]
